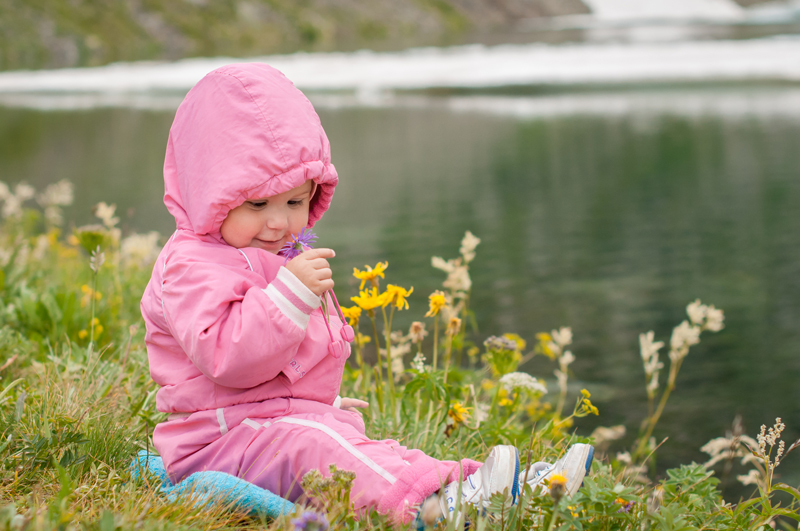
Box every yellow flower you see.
[535,332,556,360]
[78,330,88,339]
[446,317,461,336]
[353,262,388,289]
[548,473,567,489]
[576,390,600,417]
[91,318,103,336]
[384,284,413,310]
[351,287,389,311]
[498,388,513,407]
[581,389,591,399]
[504,333,527,351]
[481,379,495,391]
[340,305,362,327]
[448,402,470,425]
[425,290,447,317]
[80,285,102,308]
[355,333,371,348]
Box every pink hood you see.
[163,62,338,236]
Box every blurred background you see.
[1,0,799,498]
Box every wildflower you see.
[36,179,73,226]
[94,202,119,229]
[551,327,573,348]
[686,299,707,326]
[503,333,526,351]
[705,305,725,332]
[474,403,489,424]
[354,332,371,348]
[670,320,701,352]
[484,335,518,352]
[353,262,388,289]
[292,511,329,531]
[616,451,632,465]
[0,182,35,218]
[340,305,361,327]
[121,232,160,268]
[615,498,635,513]
[78,330,88,339]
[446,316,461,336]
[425,290,447,317]
[498,388,514,407]
[590,425,626,449]
[408,321,427,343]
[80,285,102,308]
[701,433,760,468]
[737,469,762,487]
[448,402,470,425]
[351,287,388,311]
[548,473,567,502]
[89,246,105,273]
[639,331,664,363]
[432,256,472,293]
[576,389,599,416]
[384,284,413,310]
[499,372,547,394]
[279,227,317,261]
[92,318,104,336]
[459,230,481,263]
[559,350,575,368]
[411,352,426,372]
[535,332,557,359]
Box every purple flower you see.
[292,511,329,531]
[279,228,318,262]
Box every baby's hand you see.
[339,397,369,414]
[285,248,335,296]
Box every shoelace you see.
[321,288,354,359]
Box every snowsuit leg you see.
[158,402,480,524]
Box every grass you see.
[0,186,798,530]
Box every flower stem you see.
[432,315,440,371]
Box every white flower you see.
[499,372,547,394]
[559,350,575,368]
[408,321,428,344]
[555,368,568,391]
[459,231,480,263]
[94,202,119,229]
[411,352,426,372]
[646,372,660,394]
[670,320,701,351]
[616,451,632,465]
[639,331,664,363]
[705,306,725,332]
[474,403,490,424]
[432,256,457,274]
[686,299,708,326]
[121,232,161,269]
[37,179,73,207]
[551,327,572,348]
[737,469,762,487]
[0,182,36,218]
[591,425,626,446]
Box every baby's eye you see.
[288,199,304,206]
[248,201,267,208]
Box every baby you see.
[140,63,591,524]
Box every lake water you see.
[2,82,799,493]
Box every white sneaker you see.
[439,445,520,520]
[521,443,594,496]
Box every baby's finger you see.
[301,248,335,260]
[343,398,369,408]
[307,258,330,270]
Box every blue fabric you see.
[130,450,295,518]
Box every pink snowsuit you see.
[140,63,480,523]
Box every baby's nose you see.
[265,213,288,230]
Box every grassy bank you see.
[0,180,798,530]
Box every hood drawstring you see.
[323,288,354,359]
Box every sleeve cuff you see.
[333,395,342,409]
[264,267,321,329]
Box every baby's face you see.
[220,180,314,253]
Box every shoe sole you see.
[484,445,520,504]
[562,443,594,495]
